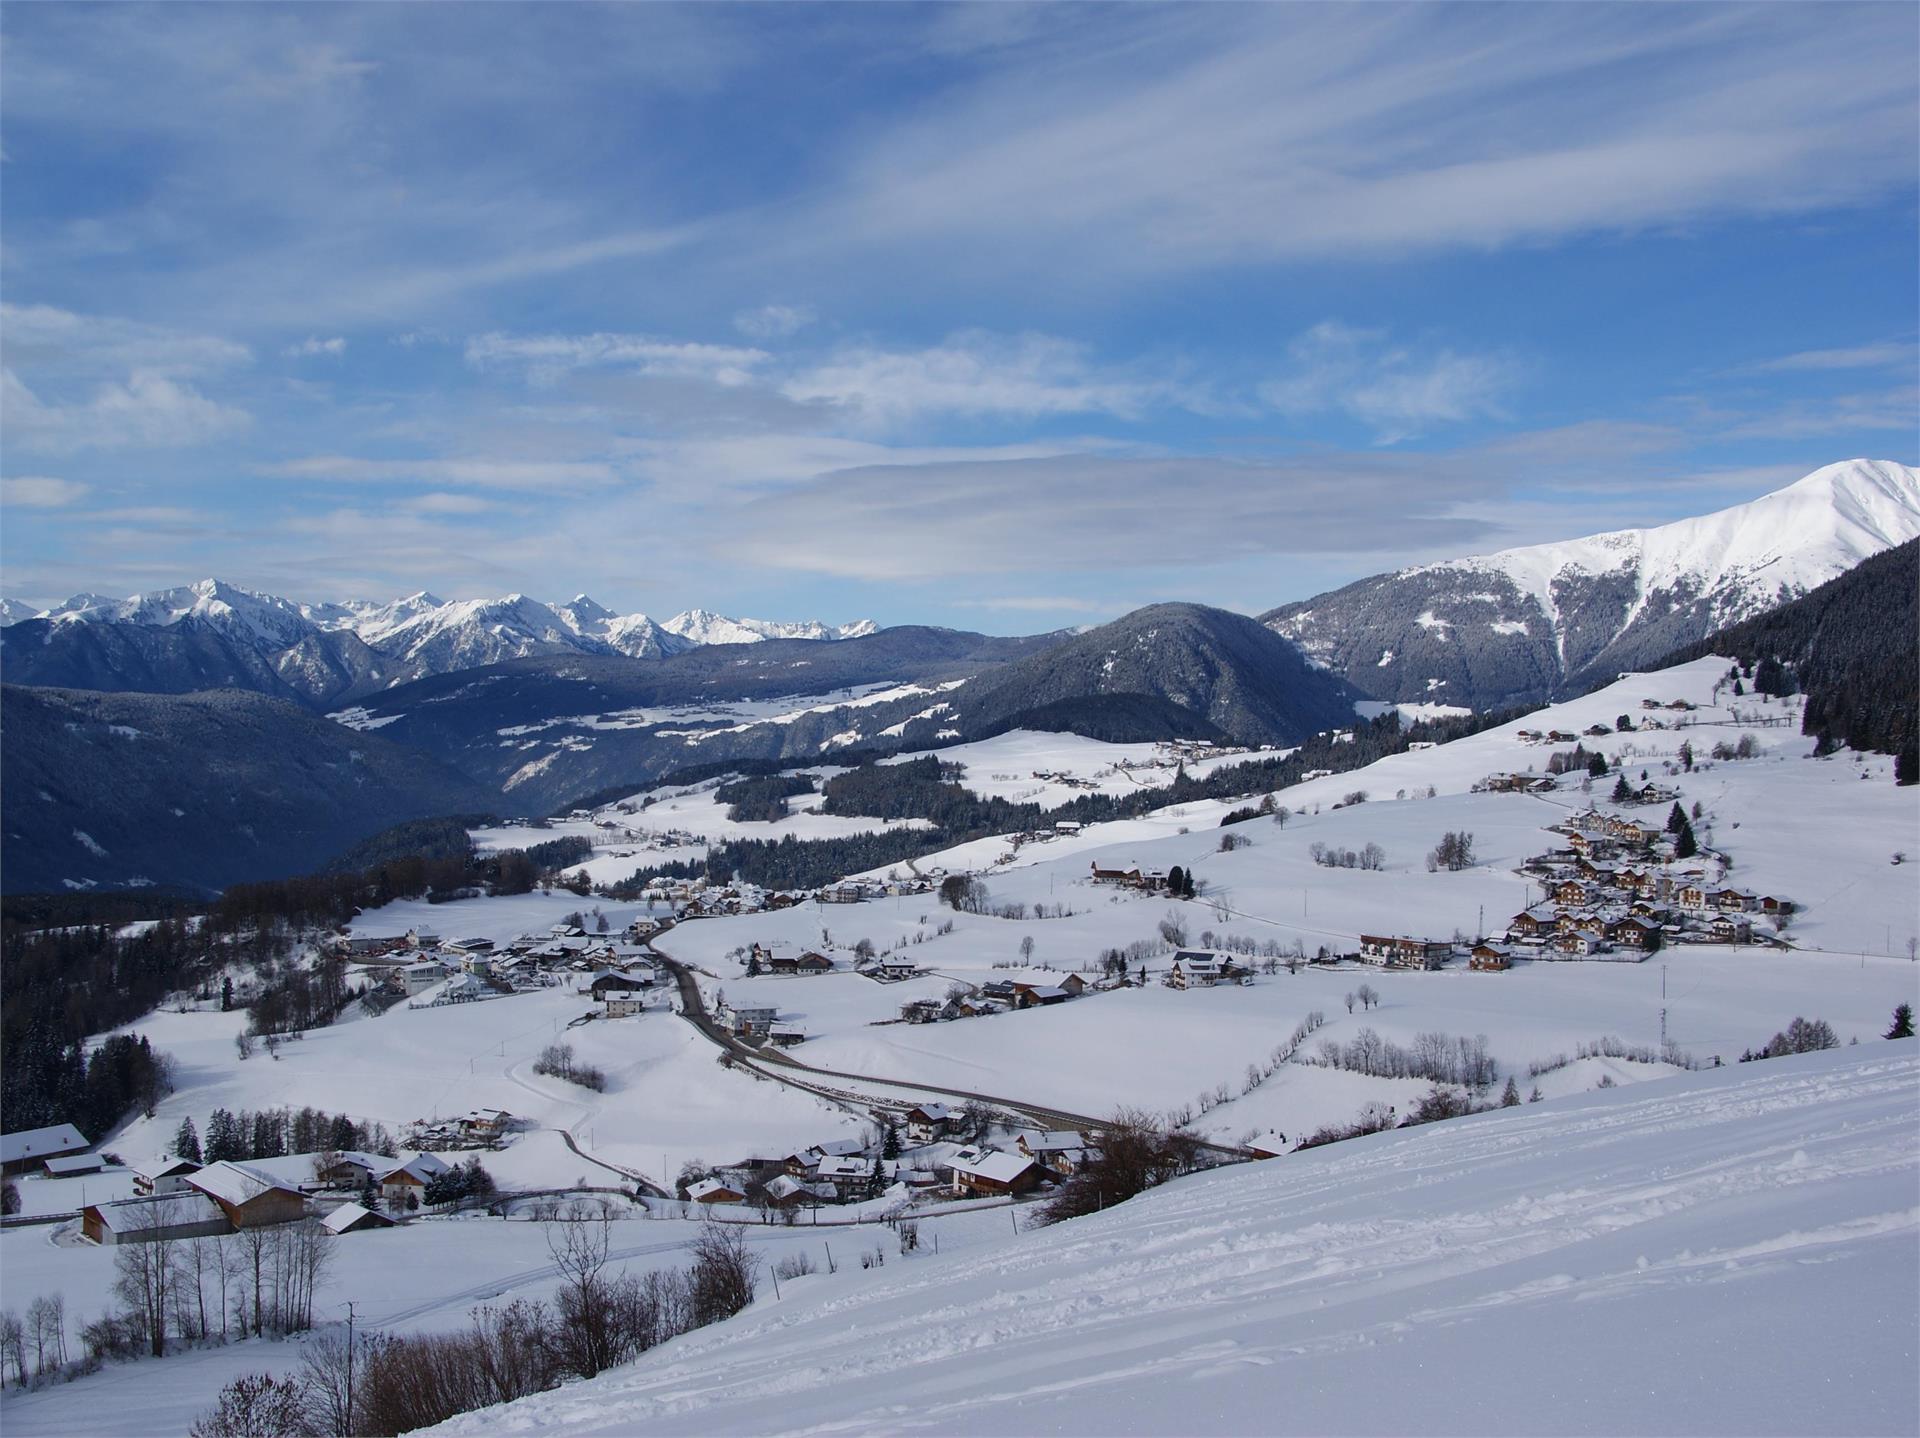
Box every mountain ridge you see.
[1262,458,1920,710]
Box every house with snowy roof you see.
[945,1148,1039,1198]
[184,1161,308,1229]
[905,1104,954,1144]
[321,1202,396,1236]
[1,1123,90,1176]
[82,1192,230,1246]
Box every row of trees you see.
[1310,1028,1498,1088]
[186,1107,400,1166]
[192,1216,761,1437]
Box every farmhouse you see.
[1169,952,1224,988]
[1469,942,1514,971]
[1,1124,90,1176]
[687,1177,746,1205]
[1014,1130,1087,1175]
[719,1003,779,1038]
[946,1148,1039,1198]
[1012,982,1072,1007]
[183,1162,309,1230]
[1248,1131,1289,1159]
[603,993,645,1018]
[82,1193,230,1246]
[133,1156,202,1196]
[1609,917,1663,951]
[1357,935,1451,970]
[905,1104,954,1144]
[379,1153,451,1206]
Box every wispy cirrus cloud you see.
[3,367,251,454]
[781,331,1212,427]
[1733,340,1914,374]
[0,476,92,508]
[263,455,618,489]
[284,335,348,358]
[1259,322,1513,442]
[464,331,769,387]
[734,304,816,341]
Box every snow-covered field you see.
[877,730,1291,807]
[423,1043,1920,1437]
[469,774,932,886]
[0,1199,1027,1438]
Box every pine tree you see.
[1587,752,1608,778]
[865,1156,885,1200]
[1167,866,1185,899]
[1611,774,1632,803]
[1666,802,1687,834]
[1527,1086,1543,1103]
[1886,1003,1915,1040]
[204,1108,242,1162]
[1674,818,1698,860]
[1500,1076,1521,1107]
[172,1117,202,1164]
[220,977,232,1013]
[881,1121,901,1159]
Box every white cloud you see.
[1260,322,1512,441]
[2,367,250,454]
[0,303,251,377]
[726,451,1503,580]
[782,331,1207,426]
[0,476,92,508]
[264,455,619,489]
[1736,341,1915,374]
[465,330,769,388]
[285,335,348,358]
[817,7,1917,269]
[733,304,816,340]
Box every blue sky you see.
[2,2,1914,630]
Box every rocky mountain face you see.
[0,685,500,894]
[1262,460,1920,711]
[0,579,875,708]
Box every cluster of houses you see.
[1479,806,1791,966]
[77,1146,472,1246]
[686,1111,1091,1207]
[900,973,1089,1024]
[403,1107,515,1152]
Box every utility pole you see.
[1659,966,1667,1052]
[344,1300,356,1436]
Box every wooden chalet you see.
[905,1105,954,1144]
[1,1124,90,1176]
[1469,942,1514,971]
[183,1162,308,1230]
[687,1177,746,1204]
[946,1148,1039,1197]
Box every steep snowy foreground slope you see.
[432,1045,1919,1438]
[1266,459,1920,708]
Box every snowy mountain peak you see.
[1265,458,1919,709]
[663,608,879,645]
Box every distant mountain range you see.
[0,580,878,709]
[1263,459,1920,711]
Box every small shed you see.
[321,1202,396,1235]
[82,1193,229,1246]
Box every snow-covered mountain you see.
[425,1045,1919,1438]
[0,597,39,626]
[2,581,873,707]
[664,608,878,646]
[1264,458,1920,710]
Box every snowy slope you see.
[1267,459,1920,708]
[427,1044,1920,1438]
